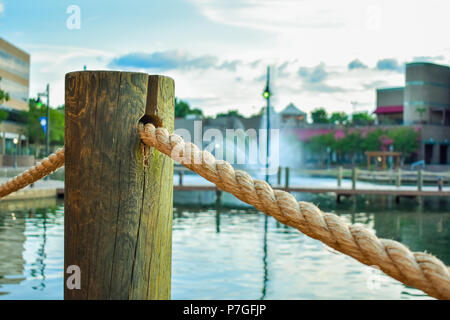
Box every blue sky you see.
[1,0,449,116]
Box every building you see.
[374,87,404,125]
[279,103,307,127]
[0,37,31,165]
[374,62,450,166]
[403,62,450,126]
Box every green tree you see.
[27,99,65,152]
[310,108,329,124]
[336,131,362,164]
[306,132,334,165]
[360,128,383,152]
[175,98,203,118]
[416,107,426,124]
[216,109,244,118]
[0,77,10,122]
[351,111,375,126]
[387,127,419,162]
[329,112,348,125]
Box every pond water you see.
[0,194,449,300]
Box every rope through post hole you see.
[138,123,450,300]
[0,124,449,299]
[0,147,64,198]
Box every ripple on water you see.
[0,198,448,299]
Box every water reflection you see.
[29,210,47,291]
[0,210,26,296]
[0,195,448,299]
[0,198,63,299]
[260,215,268,300]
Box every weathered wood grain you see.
[64,71,174,300]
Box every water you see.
[0,195,449,300]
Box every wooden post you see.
[215,189,222,206]
[277,166,282,186]
[396,168,402,187]
[18,133,22,155]
[337,166,343,187]
[179,170,183,186]
[285,167,290,189]
[1,130,5,155]
[417,169,423,192]
[64,71,174,300]
[351,167,356,190]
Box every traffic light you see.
[36,97,42,108]
[263,85,270,99]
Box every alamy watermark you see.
[66,5,81,30]
[173,121,280,174]
[66,265,81,290]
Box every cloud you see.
[218,59,241,71]
[109,50,245,72]
[348,59,368,70]
[376,58,403,72]
[295,63,346,93]
[109,50,219,71]
[298,63,328,83]
[0,2,4,14]
[190,0,347,33]
[302,83,346,93]
[249,60,261,69]
[412,55,445,63]
[276,61,291,78]
[362,80,389,90]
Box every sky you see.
[1,0,449,117]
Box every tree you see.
[330,112,348,125]
[251,106,265,117]
[335,130,361,164]
[216,109,244,118]
[360,128,383,152]
[0,77,10,123]
[310,108,329,124]
[416,107,426,124]
[351,111,375,126]
[387,127,419,162]
[306,132,334,165]
[175,98,203,118]
[26,99,65,154]
[0,77,10,105]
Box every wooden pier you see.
[171,185,449,196]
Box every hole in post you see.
[139,114,162,128]
[138,114,162,167]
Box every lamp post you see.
[261,66,272,300]
[37,84,50,157]
[262,66,271,183]
[13,137,18,168]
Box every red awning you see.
[374,105,403,114]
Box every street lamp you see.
[262,66,271,183]
[13,138,18,168]
[37,84,50,157]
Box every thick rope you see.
[0,125,449,299]
[0,147,64,198]
[138,123,450,300]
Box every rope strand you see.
[0,147,64,198]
